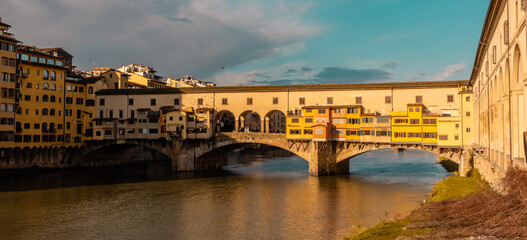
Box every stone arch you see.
[79,141,172,166]
[263,110,286,133]
[214,110,235,132]
[22,147,31,164]
[336,145,442,163]
[239,111,261,132]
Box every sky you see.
[1,0,491,86]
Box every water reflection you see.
[0,146,450,240]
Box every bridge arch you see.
[214,110,235,132]
[263,110,286,133]
[238,111,262,132]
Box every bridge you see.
[0,132,469,176]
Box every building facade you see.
[0,18,18,148]
[469,0,527,182]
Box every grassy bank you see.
[345,168,488,240]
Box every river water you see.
[0,147,450,240]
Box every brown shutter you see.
[504,20,509,45]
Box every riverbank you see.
[347,167,527,239]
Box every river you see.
[0,146,450,240]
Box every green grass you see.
[430,169,488,202]
[345,219,430,240]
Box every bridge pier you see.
[307,141,349,176]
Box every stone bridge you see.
[0,133,470,176]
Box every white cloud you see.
[427,62,468,81]
[1,0,320,82]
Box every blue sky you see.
[1,0,490,85]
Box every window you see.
[334,108,343,113]
[43,70,49,80]
[394,132,406,138]
[24,95,30,101]
[423,132,437,138]
[299,97,305,105]
[466,128,471,133]
[415,107,420,112]
[394,119,408,124]
[198,98,204,105]
[385,96,392,104]
[355,97,362,104]
[327,97,333,104]
[377,117,389,123]
[362,117,373,123]
[99,98,105,106]
[347,118,360,124]
[447,95,454,103]
[289,129,301,135]
[332,119,344,123]
[273,97,278,105]
[347,108,358,114]
[455,123,460,128]
[34,123,40,129]
[50,71,56,81]
[304,129,313,135]
[42,108,49,115]
[47,59,55,65]
[315,129,323,134]
[222,98,228,105]
[416,95,423,103]
[318,109,326,114]
[76,98,83,105]
[150,98,156,106]
[66,109,72,116]
[109,110,113,119]
[305,118,313,123]
[66,97,73,104]
[24,123,30,129]
[247,98,253,105]
[305,109,312,113]
[466,112,471,117]
[439,135,448,140]
[455,135,459,140]
[50,109,55,116]
[174,98,180,105]
[466,96,471,102]
[410,119,420,124]
[128,98,134,106]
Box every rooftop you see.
[97,80,469,95]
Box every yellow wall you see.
[16,49,66,147]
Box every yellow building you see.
[64,79,86,146]
[0,18,18,148]
[16,45,67,147]
[390,104,438,144]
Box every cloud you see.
[314,67,392,83]
[1,0,320,82]
[252,65,393,85]
[427,62,468,81]
[278,1,314,14]
[381,60,401,69]
[165,16,192,23]
[282,66,313,76]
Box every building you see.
[469,0,527,182]
[166,75,216,88]
[0,18,18,148]
[117,63,169,88]
[16,45,67,147]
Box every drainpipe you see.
[506,1,513,165]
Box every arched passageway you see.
[263,110,286,133]
[214,110,235,132]
[239,111,261,132]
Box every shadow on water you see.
[0,144,296,192]
[0,161,242,192]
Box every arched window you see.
[42,108,48,116]
[50,83,56,91]
[59,86,62,92]
[43,83,49,90]
[50,96,56,102]
[50,109,55,116]
[43,95,49,102]
[42,123,48,132]
[88,87,94,94]
[50,123,55,132]
[50,71,56,81]
[43,70,49,80]
[16,107,22,114]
